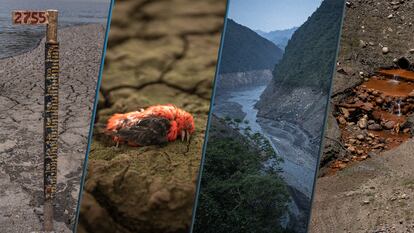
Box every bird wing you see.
[116,116,171,146]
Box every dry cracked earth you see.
[77,1,226,233]
[0,24,106,232]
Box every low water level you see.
[0,0,110,59]
[227,86,316,198]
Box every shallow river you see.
[225,85,317,198]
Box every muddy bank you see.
[215,69,273,92]
[76,1,226,233]
[0,24,106,233]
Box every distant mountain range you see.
[219,19,284,74]
[255,27,298,50]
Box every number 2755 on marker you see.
[12,11,48,25]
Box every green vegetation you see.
[219,19,283,74]
[194,128,290,233]
[270,0,344,91]
[234,118,242,123]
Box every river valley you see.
[214,83,320,231]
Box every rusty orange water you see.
[368,130,410,149]
[372,110,407,124]
[363,77,414,97]
[379,69,414,82]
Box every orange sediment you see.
[327,68,414,174]
[379,69,414,82]
[363,77,414,97]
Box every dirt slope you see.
[311,0,414,232]
[311,139,414,233]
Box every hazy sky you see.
[228,0,323,32]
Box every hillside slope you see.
[256,0,344,136]
[219,19,283,74]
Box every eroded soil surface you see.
[0,24,105,232]
[76,1,225,233]
[312,0,414,232]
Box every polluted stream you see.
[331,68,414,171]
[215,84,317,229]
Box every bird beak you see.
[186,130,191,142]
[181,130,185,141]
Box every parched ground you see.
[0,24,105,232]
[311,139,414,233]
[311,0,414,232]
[76,1,226,233]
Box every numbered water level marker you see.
[12,10,59,232]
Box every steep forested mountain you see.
[219,19,284,74]
[256,0,344,134]
[267,0,344,90]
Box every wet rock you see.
[347,145,356,153]
[338,116,347,125]
[396,57,411,69]
[340,107,350,118]
[362,102,374,111]
[372,143,385,149]
[357,134,365,140]
[382,47,390,54]
[376,97,384,104]
[358,115,368,129]
[383,121,396,130]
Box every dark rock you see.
[396,57,411,69]
[383,121,396,130]
[368,124,382,131]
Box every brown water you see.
[379,69,414,82]
[363,77,414,97]
[329,68,414,173]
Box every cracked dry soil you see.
[0,24,106,232]
[77,1,226,233]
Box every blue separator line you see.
[188,1,231,232]
[72,0,115,232]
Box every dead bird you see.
[105,104,195,147]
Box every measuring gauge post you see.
[12,9,59,232]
